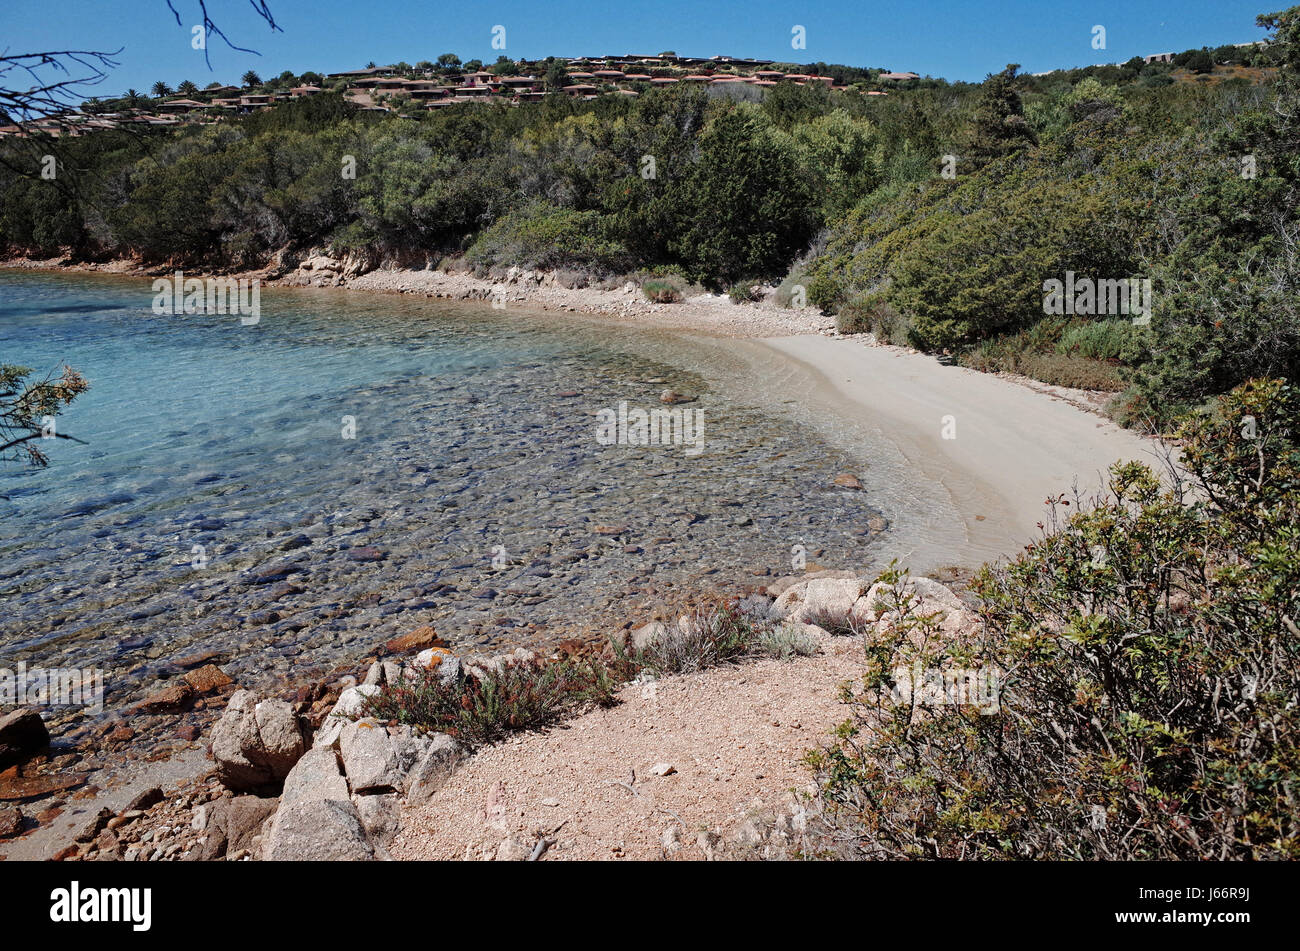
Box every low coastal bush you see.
[465,203,634,275]
[362,656,618,750]
[834,293,911,342]
[801,604,866,637]
[960,318,1127,391]
[757,624,822,660]
[641,276,684,303]
[808,379,1300,859]
[1056,318,1135,361]
[727,280,761,304]
[618,598,822,677]
[773,265,811,308]
[363,595,821,747]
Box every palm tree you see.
[123,89,144,109]
[151,81,172,98]
[177,80,199,97]
[241,70,262,88]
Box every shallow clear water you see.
[1,271,894,728]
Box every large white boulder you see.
[769,577,868,626]
[856,576,979,642]
[211,690,309,791]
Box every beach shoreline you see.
[0,258,1162,861]
[2,254,1159,566]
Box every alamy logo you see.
[2,662,103,714]
[595,401,705,456]
[152,270,261,325]
[1042,271,1151,324]
[889,662,1002,714]
[50,882,151,931]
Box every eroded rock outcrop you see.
[211,690,311,792]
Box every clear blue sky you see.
[1,0,1277,94]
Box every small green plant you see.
[727,280,761,303]
[617,598,821,676]
[362,656,617,750]
[642,276,684,303]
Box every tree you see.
[965,64,1036,167]
[241,70,262,88]
[544,60,569,90]
[437,53,461,69]
[151,81,173,98]
[177,79,199,96]
[1185,48,1215,74]
[166,0,280,69]
[667,105,817,285]
[2,2,276,129]
[123,88,144,108]
[0,364,88,469]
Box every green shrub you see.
[727,280,761,303]
[960,318,1127,390]
[641,276,684,302]
[362,656,617,750]
[1056,319,1136,361]
[466,202,634,275]
[810,379,1300,859]
[835,293,910,342]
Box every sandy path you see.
[391,630,864,861]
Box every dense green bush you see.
[1056,318,1135,361]
[465,202,633,274]
[810,379,1300,859]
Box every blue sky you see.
[1,0,1277,95]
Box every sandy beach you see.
[753,334,1159,564]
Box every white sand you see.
[748,335,1160,568]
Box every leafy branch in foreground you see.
[0,364,89,466]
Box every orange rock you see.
[132,682,194,714]
[416,647,454,669]
[106,726,135,745]
[385,626,445,654]
[182,664,234,694]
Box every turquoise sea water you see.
[0,270,891,728]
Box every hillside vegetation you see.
[2,10,1298,428]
